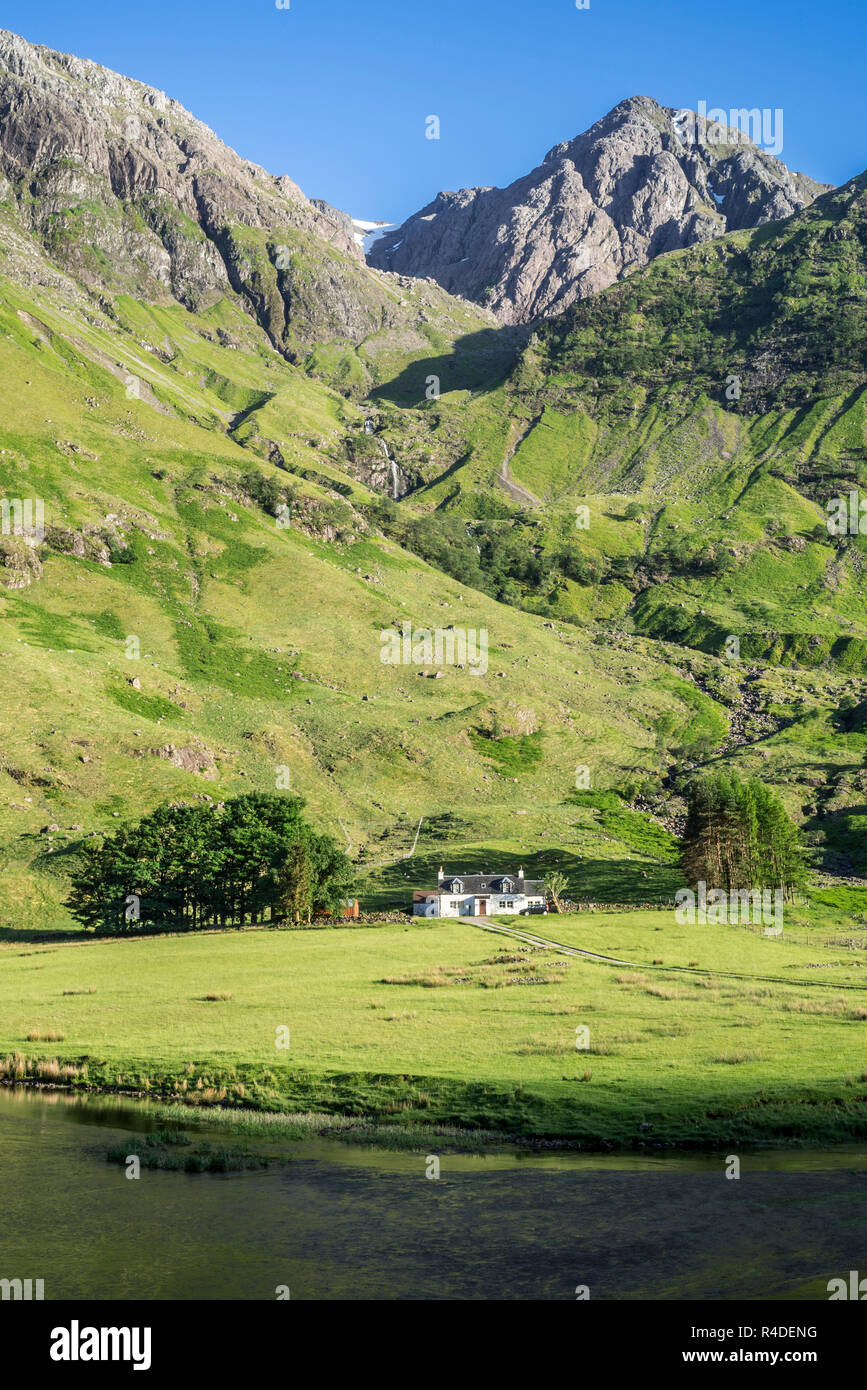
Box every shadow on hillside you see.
[0,925,82,944]
[0,842,89,942]
[411,448,473,501]
[572,858,683,904]
[370,324,528,408]
[802,802,867,877]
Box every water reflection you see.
[0,1087,863,1299]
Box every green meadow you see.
[2,912,867,1148]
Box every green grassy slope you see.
[345,178,867,878]
[0,245,736,929]
[3,196,867,925]
[382,175,867,671]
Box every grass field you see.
[3,912,867,1149]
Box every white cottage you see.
[413,867,547,918]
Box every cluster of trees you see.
[681,772,805,896]
[371,496,737,611]
[370,498,626,609]
[652,535,735,578]
[241,468,296,517]
[66,793,354,933]
[370,501,542,598]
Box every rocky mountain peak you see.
[369,95,830,324]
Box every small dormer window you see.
[502,877,513,891]
[451,879,462,892]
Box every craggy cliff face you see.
[0,28,390,354]
[369,96,830,324]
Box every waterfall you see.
[377,437,399,500]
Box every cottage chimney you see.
[518,865,524,878]
[438,865,444,881]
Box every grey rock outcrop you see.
[0,28,378,353]
[369,96,830,324]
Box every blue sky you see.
[3,0,864,224]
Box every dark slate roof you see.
[438,874,545,895]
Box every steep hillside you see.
[0,27,505,388]
[366,175,867,874]
[369,96,828,324]
[0,234,747,930]
[382,174,867,655]
[497,171,867,659]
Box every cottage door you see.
[478,898,487,916]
